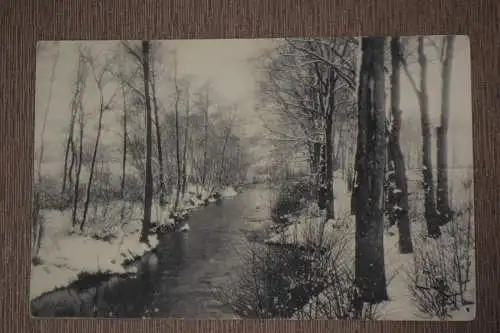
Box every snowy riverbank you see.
[30,186,239,301]
[261,175,475,321]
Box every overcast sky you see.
[35,36,472,173]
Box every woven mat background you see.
[1,0,499,332]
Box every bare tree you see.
[353,36,389,305]
[139,40,154,243]
[181,81,192,195]
[117,55,129,222]
[436,36,456,224]
[69,49,89,227]
[259,38,357,220]
[172,54,183,212]
[150,48,167,206]
[80,48,114,231]
[33,42,60,259]
[388,37,413,253]
[401,37,441,238]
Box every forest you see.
[31,36,474,320]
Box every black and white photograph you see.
[30,36,474,320]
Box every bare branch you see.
[401,57,420,96]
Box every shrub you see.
[409,198,474,319]
[213,213,376,319]
[270,179,316,223]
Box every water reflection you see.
[150,187,272,318]
[152,232,188,315]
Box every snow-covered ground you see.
[264,174,476,321]
[30,186,239,300]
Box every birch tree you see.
[401,37,441,238]
[436,35,456,224]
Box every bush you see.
[270,179,316,223]
[214,214,377,319]
[295,265,380,320]
[409,199,474,319]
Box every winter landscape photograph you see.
[30,35,475,320]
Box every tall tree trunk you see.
[62,71,81,205]
[67,137,76,201]
[389,37,413,254]
[202,90,209,192]
[140,40,154,244]
[33,44,60,258]
[70,54,87,227]
[62,108,77,196]
[72,99,85,227]
[120,80,128,222]
[80,92,106,231]
[418,37,441,238]
[436,35,455,225]
[217,126,232,187]
[173,59,182,212]
[354,36,389,304]
[324,107,335,220]
[181,96,190,195]
[150,58,166,206]
[37,44,59,189]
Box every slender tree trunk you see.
[61,119,74,197]
[354,36,389,304]
[173,60,182,212]
[217,126,231,186]
[72,100,85,227]
[202,90,209,192]
[389,37,413,254]
[66,137,76,204]
[140,40,154,244]
[38,45,59,190]
[71,54,87,227]
[436,35,455,225]
[80,92,106,231]
[150,59,166,206]
[325,108,335,220]
[418,37,441,238]
[33,45,60,257]
[181,95,190,195]
[120,81,128,222]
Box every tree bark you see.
[150,57,166,206]
[202,89,209,192]
[354,36,389,304]
[389,37,413,254]
[181,94,190,195]
[80,86,106,231]
[140,40,154,244]
[173,59,182,212]
[72,90,85,227]
[436,35,455,225]
[119,78,128,222]
[71,53,87,227]
[324,86,335,220]
[417,37,441,238]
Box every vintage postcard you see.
[31,36,474,320]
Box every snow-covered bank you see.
[261,175,475,321]
[30,210,158,300]
[30,186,240,300]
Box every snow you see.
[30,186,239,300]
[263,173,475,321]
[30,208,158,300]
[178,223,191,232]
[221,186,238,198]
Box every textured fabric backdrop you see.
[1,0,499,332]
